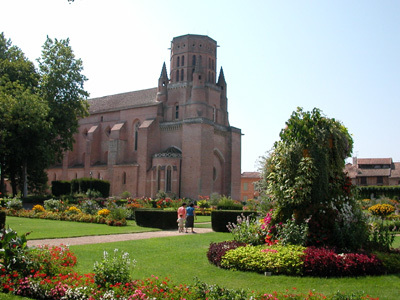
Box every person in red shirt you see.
[177,203,187,232]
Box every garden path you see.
[27,227,213,247]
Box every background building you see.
[240,172,261,201]
[47,34,242,199]
[345,157,400,186]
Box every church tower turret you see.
[157,62,168,102]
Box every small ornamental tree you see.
[258,107,368,249]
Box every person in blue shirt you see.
[185,203,197,233]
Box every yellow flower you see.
[32,204,45,212]
[67,206,82,214]
[98,208,111,216]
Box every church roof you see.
[88,87,159,114]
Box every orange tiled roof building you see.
[345,157,400,186]
[240,172,261,201]
[47,34,242,199]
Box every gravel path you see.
[27,228,213,247]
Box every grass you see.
[5,216,160,239]
[1,217,400,300]
[70,233,400,300]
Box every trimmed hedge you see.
[135,209,178,229]
[71,178,110,198]
[211,210,258,232]
[51,181,72,197]
[0,211,5,229]
[358,186,400,199]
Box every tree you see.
[0,34,89,197]
[38,36,89,164]
[258,107,367,249]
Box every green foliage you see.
[0,227,31,274]
[51,180,71,196]
[190,277,249,300]
[226,213,265,245]
[372,251,400,274]
[358,185,400,199]
[367,218,396,251]
[221,244,305,275]
[0,211,5,229]
[93,249,135,287]
[216,196,243,210]
[135,209,178,229]
[258,107,360,247]
[71,178,110,197]
[6,198,22,210]
[80,199,101,215]
[275,215,309,246]
[43,199,66,212]
[211,210,258,232]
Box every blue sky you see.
[1,0,399,172]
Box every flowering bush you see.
[274,215,309,246]
[66,206,81,214]
[6,198,23,210]
[44,199,66,212]
[93,249,135,287]
[368,203,395,217]
[80,199,101,215]
[32,204,45,213]
[97,208,111,217]
[227,213,266,245]
[367,219,396,251]
[207,240,246,267]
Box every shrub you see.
[51,180,71,197]
[6,198,23,210]
[0,228,31,275]
[227,213,265,245]
[207,240,246,267]
[275,215,309,246]
[93,249,135,287]
[367,219,396,251]
[0,211,6,229]
[135,209,178,229]
[368,203,395,217]
[372,251,400,274]
[80,199,101,215]
[216,196,243,210]
[98,208,111,217]
[303,246,384,277]
[221,244,305,276]
[211,210,257,232]
[44,199,66,212]
[32,204,45,213]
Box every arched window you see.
[134,122,140,151]
[122,172,126,185]
[180,69,184,81]
[166,166,172,192]
[177,56,180,67]
[75,173,78,179]
[176,70,179,82]
[192,55,196,66]
[181,55,184,66]
[157,166,161,192]
[53,173,57,181]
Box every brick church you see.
[47,34,242,199]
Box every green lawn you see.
[1,217,400,300]
[68,232,400,300]
[5,216,160,239]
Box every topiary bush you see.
[135,209,177,229]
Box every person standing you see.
[185,203,196,233]
[177,203,187,232]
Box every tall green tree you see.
[258,107,367,249]
[38,37,89,163]
[0,34,89,197]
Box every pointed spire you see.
[160,62,168,79]
[217,67,226,86]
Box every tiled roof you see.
[357,158,392,165]
[390,162,400,178]
[241,172,261,178]
[88,87,159,114]
[357,168,391,177]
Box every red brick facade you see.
[47,34,241,199]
